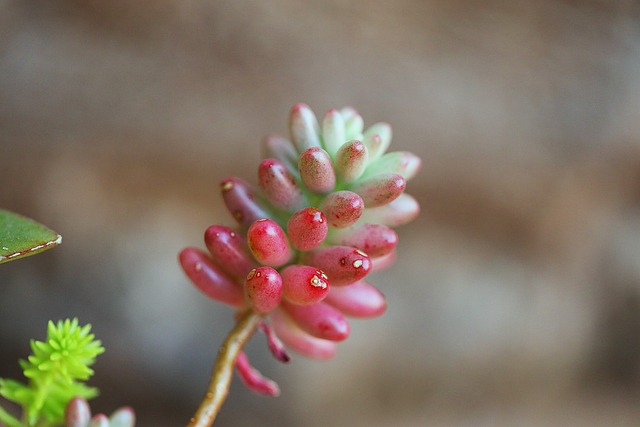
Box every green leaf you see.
[0,209,61,265]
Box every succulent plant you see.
[64,398,134,427]
[180,104,420,426]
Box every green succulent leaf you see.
[0,209,62,265]
[0,319,105,427]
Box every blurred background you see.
[2,0,640,425]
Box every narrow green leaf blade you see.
[0,209,62,264]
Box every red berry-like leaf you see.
[179,248,246,307]
[324,281,386,318]
[298,147,336,194]
[205,225,257,281]
[335,140,368,182]
[247,219,292,267]
[350,173,406,208]
[320,190,364,228]
[287,207,328,251]
[221,177,271,228]
[259,158,305,211]
[303,245,371,286]
[236,352,281,396]
[281,300,350,341]
[281,265,330,305]
[259,320,291,363]
[245,267,283,314]
[328,223,397,258]
[271,310,337,359]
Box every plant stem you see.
[186,309,261,427]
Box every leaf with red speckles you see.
[0,209,61,265]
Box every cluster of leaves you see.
[0,319,104,427]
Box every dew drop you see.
[355,249,367,257]
[340,258,347,265]
[352,259,363,268]
[222,181,234,192]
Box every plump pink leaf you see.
[302,245,371,286]
[320,190,364,228]
[271,310,338,360]
[281,264,329,305]
[324,281,387,318]
[350,173,406,207]
[298,147,336,194]
[286,207,328,251]
[258,158,305,211]
[281,300,350,341]
[205,225,257,281]
[220,177,271,228]
[327,223,397,258]
[289,103,321,152]
[236,351,281,396]
[247,219,292,267]
[244,267,283,314]
[335,140,368,182]
[179,248,246,307]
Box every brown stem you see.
[187,309,261,427]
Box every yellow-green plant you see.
[0,319,104,427]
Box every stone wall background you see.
[2,1,640,425]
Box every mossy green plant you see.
[0,319,104,427]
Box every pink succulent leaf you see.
[350,173,406,208]
[286,207,329,251]
[327,223,398,258]
[258,158,306,211]
[205,225,257,281]
[270,310,338,360]
[281,264,330,305]
[281,300,350,341]
[179,248,246,307]
[221,177,272,229]
[298,147,336,194]
[324,281,387,318]
[358,193,420,227]
[65,397,91,427]
[335,140,369,183]
[370,250,397,272]
[320,190,365,228]
[289,103,321,152]
[247,219,292,267]
[244,266,283,314]
[236,352,281,396]
[259,320,291,363]
[302,245,371,286]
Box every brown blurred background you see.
[2,1,640,426]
